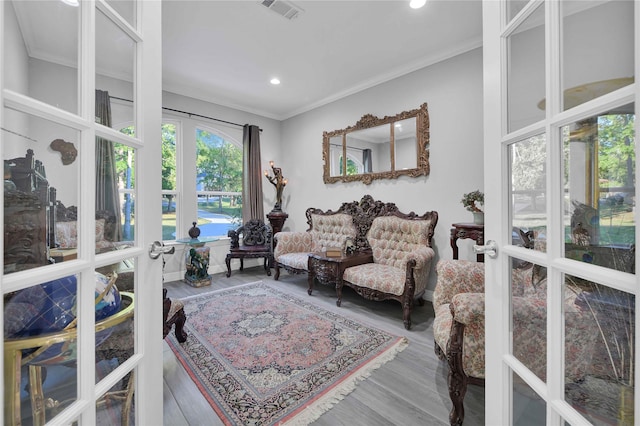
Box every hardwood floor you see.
[163,268,485,425]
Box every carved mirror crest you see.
[322,103,429,184]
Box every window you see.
[162,122,178,240]
[195,127,242,238]
[118,122,177,241]
[117,125,136,242]
[563,105,635,273]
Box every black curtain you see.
[363,149,373,173]
[95,90,122,242]
[242,125,264,224]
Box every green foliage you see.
[511,134,546,191]
[339,156,359,175]
[461,190,484,212]
[196,130,242,210]
[116,126,136,188]
[598,114,635,188]
[162,123,177,191]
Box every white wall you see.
[279,48,485,293]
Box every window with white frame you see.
[195,127,243,238]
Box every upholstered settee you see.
[54,203,122,253]
[433,259,597,425]
[273,213,356,278]
[341,211,438,330]
[273,194,399,280]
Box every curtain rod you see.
[109,95,263,132]
[330,142,364,152]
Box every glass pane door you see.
[2,1,163,424]
[484,1,637,424]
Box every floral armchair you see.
[433,259,597,425]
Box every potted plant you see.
[461,190,484,224]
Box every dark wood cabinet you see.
[450,223,484,262]
[4,150,54,273]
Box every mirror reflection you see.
[323,103,429,184]
[394,117,417,170]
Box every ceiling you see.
[10,0,483,121]
[162,1,483,120]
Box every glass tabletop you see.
[175,236,220,245]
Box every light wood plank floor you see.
[163,268,485,425]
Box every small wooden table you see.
[308,251,373,306]
[450,223,485,262]
[225,245,272,277]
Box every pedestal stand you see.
[267,210,288,268]
[266,210,289,243]
[177,237,218,287]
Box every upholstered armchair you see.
[433,259,597,425]
[273,212,356,279]
[342,212,438,330]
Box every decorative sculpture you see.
[264,161,287,212]
[50,138,78,165]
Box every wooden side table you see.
[308,251,373,306]
[450,223,485,262]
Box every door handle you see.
[473,240,498,258]
[149,241,175,259]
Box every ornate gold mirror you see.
[322,103,429,184]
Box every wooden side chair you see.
[225,219,273,277]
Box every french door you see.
[1,1,162,424]
[484,1,638,424]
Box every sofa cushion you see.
[343,263,406,296]
[276,252,310,270]
[309,213,356,252]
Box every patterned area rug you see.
[166,281,408,425]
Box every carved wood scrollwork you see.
[322,103,430,184]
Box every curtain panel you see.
[95,90,123,242]
[242,124,264,224]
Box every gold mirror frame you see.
[322,103,430,184]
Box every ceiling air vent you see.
[260,0,303,20]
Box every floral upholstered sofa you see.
[273,194,399,280]
[342,212,438,330]
[273,213,356,279]
[433,259,597,425]
[274,195,438,330]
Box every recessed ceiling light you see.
[270,78,281,85]
[409,0,426,9]
[61,0,80,6]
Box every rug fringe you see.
[280,336,409,426]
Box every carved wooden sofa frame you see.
[273,195,438,329]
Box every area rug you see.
[165,281,408,425]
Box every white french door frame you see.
[484,1,640,425]
[0,1,163,424]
